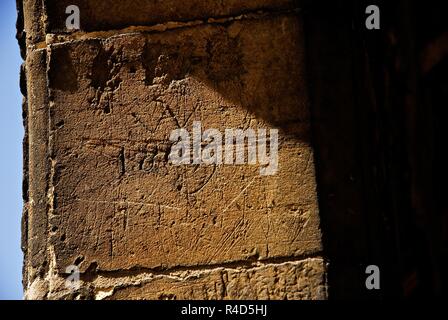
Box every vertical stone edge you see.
[21,48,51,299]
[20,63,29,295]
[21,0,47,48]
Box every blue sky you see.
[0,0,25,300]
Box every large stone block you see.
[23,48,50,287]
[44,14,322,273]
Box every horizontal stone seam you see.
[95,257,327,300]
[43,257,327,299]
[78,251,325,282]
[95,257,327,299]
[26,7,301,51]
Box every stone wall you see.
[18,0,327,299]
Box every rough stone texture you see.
[47,16,321,273]
[19,0,326,299]
[21,0,299,45]
[105,259,327,300]
[34,258,327,300]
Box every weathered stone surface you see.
[19,0,328,299]
[46,0,297,35]
[106,259,327,300]
[23,48,50,291]
[20,0,47,45]
[45,15,322,273]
